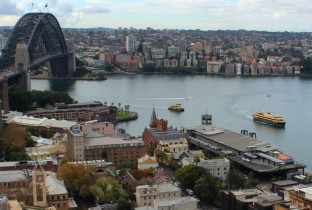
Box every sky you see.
[0,0,312,32]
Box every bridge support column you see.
[67,53,76,76]
[15,41,31,91]
[3,77,9,114]
[67,39,76,76]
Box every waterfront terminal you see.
[186,124,306,176]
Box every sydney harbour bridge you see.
[0,12,75,91]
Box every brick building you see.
[143,107,187,147]
[67,128,148,168]
[0,159,59,173]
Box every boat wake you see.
[134,96,194,101]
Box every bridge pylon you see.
[15,41,31,91]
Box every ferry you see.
[253,110,286,128]
[168,104,184,112]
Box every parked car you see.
[186,189,194,195]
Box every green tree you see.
[124,105,130,113]
[194,156,200,165]
[90,177,128,204]
[156,151,168,164]
[9,88,33,111]
[25,133,36,147]
[118,103,122,111]
[225,167,247,189]
[175,165,207,189]
[116,199,134,210]
[147,146,155,156]
[59,163,94,197]
[136,177,153,186]
[194,173,221,206]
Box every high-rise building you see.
[126,35,137,53]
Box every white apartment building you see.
[126,35,137,53]
[207,61,223,73]
[136,183,181,207]
[182,157,230,180]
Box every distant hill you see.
[63,27,115,31]
[0,26,13,30]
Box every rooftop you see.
[147,127,187,141]
[157,183,180,193]
[188,125,276,153]
[46,171,68,195]
[155,197,197,207]
[85,131,145,147]
[0,170,30,183]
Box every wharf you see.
[186,124,306,174]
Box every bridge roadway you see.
[189,137,303,173]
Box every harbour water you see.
[32,74,312,171]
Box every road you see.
[162,165,221,210]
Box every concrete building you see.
[136,183,181,207]
[236,63,242,75]
[154,197,198,210]
[8,116,77,132]
[67,128,85,161]
[26,102,109,122]
[26,137,66,160]
[222,188,283,210]
[126,35,137,53]
[243,65,250,75]
[207,61,223,73]
[163,59,170,68]
[225,63,235,75]
[182,157,230,180]
[79,120,116,136]
[171,59,178,68]
[151,48,166,59]
[168,46,179,58]
[186,125,305,174]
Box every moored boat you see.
[168,104,184,112]
[253,110,286,127]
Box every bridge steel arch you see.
[0,13,73,77]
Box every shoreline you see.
[117,111,138,122]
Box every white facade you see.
[126,35,137,53]
[67,129,84,161]
[151,48,166,59]
[207,61,223,73]
[182,158,230,180]
[236,63,242,75]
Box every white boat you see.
[184,96,194,100]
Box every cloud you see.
[58,3,74,14]
[81,6,110,14]
[0,0,22,15]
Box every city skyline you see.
[0,0,312,32]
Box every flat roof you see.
[157,183,180,193]
[0,170,29,182]
[188,125,276,153]
[155,197,196,207]
[85,131,145,147]
[299,187,312,195]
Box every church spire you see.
[149,106,158,128]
